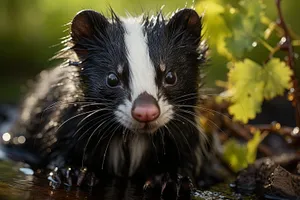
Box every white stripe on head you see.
[122,17,157,100]
[114,17,174,135]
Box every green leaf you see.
[224,58,293,123]
[223,131,263,172]
[224,0,266,59]
[196,1,232,58]
[223,139,248,172]
[263,58,293,99]
[246,131,262,164]
[227,59,264,123]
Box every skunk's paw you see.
[143,174,193,200]
[177,176,193,200]
[143,175,164,200]
[162,174,193,200]
[47,166,98,189]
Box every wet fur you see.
[4,8,208,193]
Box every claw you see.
[76,167,87,186]
[63,167,73,187]
[143,177,163,200]
[48,167,61,189]
[178,176,193,200]
[46,166,99,190]
[86,172,98,187]
[155,174,193,200]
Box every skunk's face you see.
[71,9,203,134]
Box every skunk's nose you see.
[132,104,160,122]
[131,92,160,122]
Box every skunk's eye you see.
[106,73,120,87]
[164,71,177,86]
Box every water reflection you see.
[0,159,256,200]
[0,159,150,200]
[0,160,91,200]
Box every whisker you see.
[101,120,120,169]
[78,114,114,142]
[122,127,130,143]
[164,121,181,160]
[158,128,166,155]
[172,92,198,103]
[55,110,95,133]
[81,130,97,167]
[174,104,232,121]
[168,120,193,153]
[83,97,115,102]
[80,116,116,167]
[150,134,159,163]
[91,118,119,156]
[74,120,100,141]
[43,100,109,112]
[73,113,112,139]
[173,112,210,146]
[77,108,112,127]
[176,108,226,139]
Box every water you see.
[0,160,95,200]
[0,105,258,200]
[0,159,259,200]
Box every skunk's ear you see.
[71,9,109,42]
[167,9,202,41]
[71,10,109,57]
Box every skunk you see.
[3,8,208,199]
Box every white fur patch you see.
[115,17,174,132]
[108,136,125,176]
[107,134,150,177]
[128,135,150,176]
[122,17,157,100]
[111,17,176,176]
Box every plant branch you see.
[275,0,300,127]
[222,116,273,156]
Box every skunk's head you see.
[70,8,204,134]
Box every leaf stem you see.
[275,0,300,127]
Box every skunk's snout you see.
[131,92,160,122]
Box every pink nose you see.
[132,104,160,122]
[131,92,160,123]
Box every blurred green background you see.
[0,0,299,103]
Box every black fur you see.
[3,8,207,198]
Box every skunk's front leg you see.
[143,173,193,200]
[47,166,98,189]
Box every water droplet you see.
[17,136,26,144]
[12,137,18,144]
[292,127,299,136]
[271,121,281,130]
[288,88,295,101]
[2,132,11,142]
[252,41,258,47]
[19,167,34,175]
[286,136,292,143]
[229,182,236,188]
[280,37,287,44]
[229,7,236,14]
